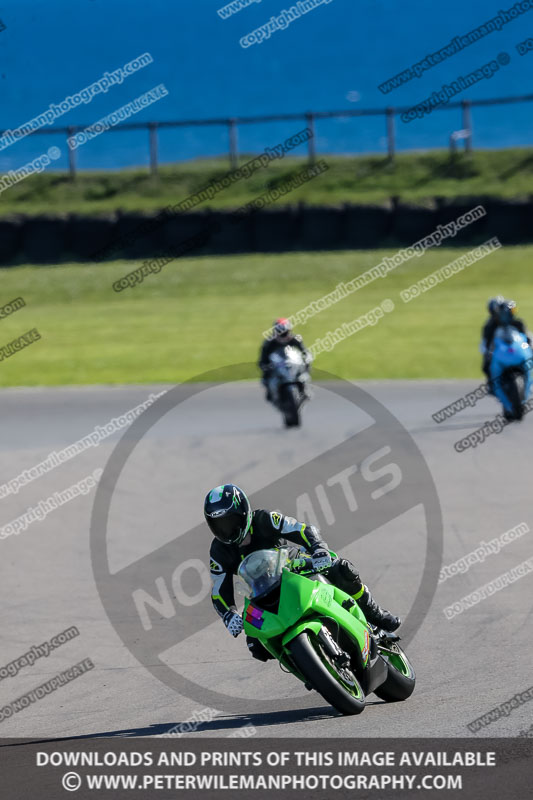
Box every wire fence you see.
[2,93,533,179]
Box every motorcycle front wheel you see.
[281,384,301,427]
[288,631,365,715]
[501,371,524,421]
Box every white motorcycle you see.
[266,345,311,427]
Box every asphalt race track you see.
[1,380,532,740]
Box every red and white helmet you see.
[273,318,292,342]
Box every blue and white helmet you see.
[487,296,504,316]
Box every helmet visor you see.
[206,510,248,545]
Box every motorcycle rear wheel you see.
[374,642,416,702]
[289,631,365,715]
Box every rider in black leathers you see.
[258,318,311,401]
[204,484,401,662]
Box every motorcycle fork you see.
[317,623,351,668]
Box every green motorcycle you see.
[238,548,415,715]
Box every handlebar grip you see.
[291,557,313,573]
[292,556,332,574]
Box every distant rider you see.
[205,484,401,662]
[481,298,530,392]
[258,318,312,401]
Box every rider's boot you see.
[356,586,401,632]
[483,356,495,396]
[262,376,273,402]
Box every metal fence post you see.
[149,123,159,175]
[305,112,316,165]
[386,107,395,162]
[33,92,533,180]
[449,133,457,155]
[228,118,239,170]
[461,100,472,152]
[67,126,77,180]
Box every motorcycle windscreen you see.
[238,548,289,599]
[494,325,523,347]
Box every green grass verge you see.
[2,148,533,216]
[0,245,531,386]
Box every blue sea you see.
[1,0,532,172]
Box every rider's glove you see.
[310,547,332,571]
[223,610,243,638]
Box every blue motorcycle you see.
[491,326,533,421]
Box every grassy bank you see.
[0,245,531,386]
[1,149,533,216]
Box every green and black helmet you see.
[204,484,252,545]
